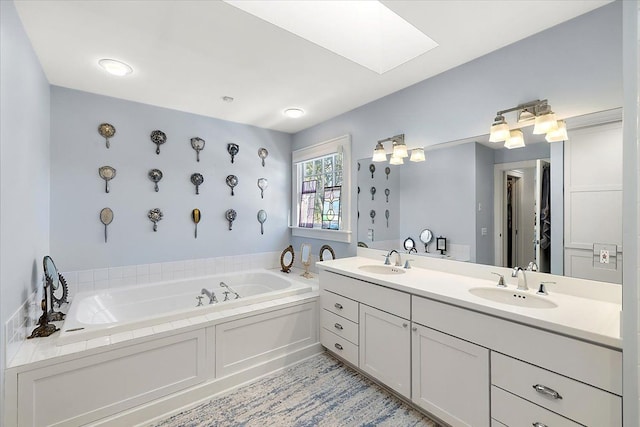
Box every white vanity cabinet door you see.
[359,304,411,398]
[411,323,490,427]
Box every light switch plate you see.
[593,243,617,270]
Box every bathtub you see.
[57,269,313,345]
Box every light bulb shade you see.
[409,148,425,162]
[372,142,387,162]
[533,111,558,134]
[545,120,568,142]
[392,141,408,158]
[489,115,510,142]
[389,154,404,165]
[504,130,525,149]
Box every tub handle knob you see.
[334,343,343,350]
[196,295,204,307]
[334,302,343,310]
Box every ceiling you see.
[14,0,611,134]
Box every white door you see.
[359,304,410,398]
[411,323,490,427]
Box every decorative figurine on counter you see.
[150,130,167,155]
[257,178,268,199]
[98,166,116,193]
[148,208,163,232]
[258,148,269,167]
[192,208,201,239]
[29,256,68,339]
[191,173,204,195]
[225,209,237,230]
[148,169,163,192]
[100,207,114,243]
[191,137,205,162]
[98,123,116,149]
[227,143,239,163]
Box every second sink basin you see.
[468,287,557,309]
[358,265,406,275]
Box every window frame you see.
[290,134,352,243]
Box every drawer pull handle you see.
[334,303,343,310]
[334,323,343,330]
[532,423,548,427]
[532,384,563,400]
[334,343,343,350]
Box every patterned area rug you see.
[152,352,438,427]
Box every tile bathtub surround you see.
[5,290,39,366]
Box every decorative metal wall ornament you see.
[385,167,391,180]
[385,188,390,202]
[385,209,390,227]
[148,208,163,232]
[150,130,167,155]
[192,208,201,239]
[98,123,116,149]
[225,209,237,230]
[98,166,116,193]
[369,164,375,178]
[191,173,204,194]
[100,208,114,243]
[370,186,376,201]
[148,169,163,192]
[257,209,267,235]
[191,137,205,162]
[227,143,239,163]
[257,178,268,199]
[370,209,376,224]
[280,245,295,273]
[258,148,268,167]
[226,175,238,196]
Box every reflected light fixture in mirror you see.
[488,99,567,146]
[389,154,404,165]
[504,129,525,149]
[410,147,425,162]
[545,120,568,142]
[392,138,408,158]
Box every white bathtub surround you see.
[4,290,40,367]
[150,352,436,427]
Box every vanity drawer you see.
[492,352,621,426]
[321,309,358,344]
[321,290,359,323]
[321,328,358,366]
[491,386,580,427]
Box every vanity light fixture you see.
[98,58,133,77]
[372,134,424,164]
[389,154,404,165]
[284,108,305,118]
[410,147,426,162]
[488,99,568,147]
[372,142,387,162]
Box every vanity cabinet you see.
[359,304,410,398]
[411,323,489,427]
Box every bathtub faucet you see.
[201,288,218,304]
[220,281,240,301]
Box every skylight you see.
[224,0,438,74]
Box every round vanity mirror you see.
[300,243,313,278]
[280,245,295,273]
[403,237,416,252]
[419,228,434,252]
[319,244,336,262]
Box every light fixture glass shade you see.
[504,130,525,149]
[372,142,387,162]
[389,154,404,165]
[98,59,133,76]
[489,115,510,142]
[392,140,408,158]
[533,111,558,134]
[545,120,568,142]
[409,148,425,162]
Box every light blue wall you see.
[0,0,51,420]
[291,2,622,257]
[475,144,494,265]
[50,87,292,271]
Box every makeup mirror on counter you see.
[300,243,313,279]
[356,110,623,284]
[319,244,336,262]
[280,245,294,273]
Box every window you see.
[291,135,351,242]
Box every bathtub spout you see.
[201,288,218,304]
[220,281,240,300]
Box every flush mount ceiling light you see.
[488,99,568,148]
[283,108,305,118]
[224,1,438,74]
[372,134,424,164]
[98,58,133,76]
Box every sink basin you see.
[358,265,406,275]
[468,287,557,309]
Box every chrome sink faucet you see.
[201,288,218,304]
[511,267,528,291]
[384,250,402,266]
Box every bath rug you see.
[151,351,438,427]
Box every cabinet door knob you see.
[334,323,343,330]
[532,384,562,400]
[334,343,343,350]
[532,423,548,427]
[334,302,343,310]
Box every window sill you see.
[289,226,352,243]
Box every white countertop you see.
[317,256,622,349]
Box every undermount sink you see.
[358,265,406,275]
[468,287,557,309]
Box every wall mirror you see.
[280,245,294,273]
[356,110,623,284]
[300,243,313,278]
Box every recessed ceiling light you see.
[284,108,305,118]
[98,58,133,77]
[224,0,438,74]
